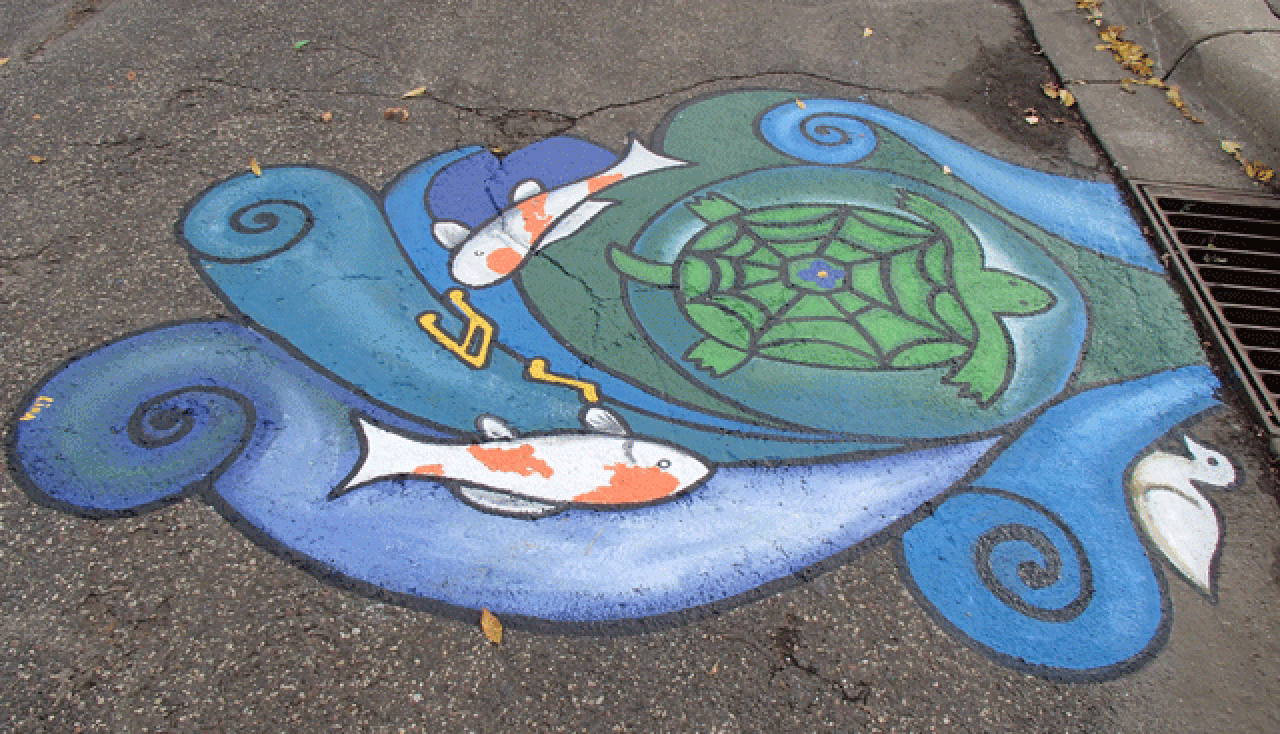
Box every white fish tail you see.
[606,139,688,179]
[333,418,446,497]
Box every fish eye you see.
[657,459,672,469]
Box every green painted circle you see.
[618,167,1087,440]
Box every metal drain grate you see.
[1133,181,1280,448]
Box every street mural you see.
[7,90,1240,680]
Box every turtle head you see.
[982,272,1056,317]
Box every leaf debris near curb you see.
[480,608,503,645]
[1082,13,1204,123]
[402,86,427,99]
[1042,83,1076,107]
[1221,141,1276,183]
[249,157,262,176]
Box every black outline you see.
[972,516,1094,623]
[198,198,316,264]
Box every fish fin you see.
[581,406,630,436]
[510,179,544,204]
[540,200,615,247]
[433,220,472,249]
[476,414,518,440]
[456,486,563,518]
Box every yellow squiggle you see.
[418,289,495,369]
[20,396,53,421]
[526,358,601,403]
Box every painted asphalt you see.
[1,1,1278,732]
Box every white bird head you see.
[1183,436,1236,490]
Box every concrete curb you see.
[1105,0,1280,156]
[1021,0,1280,187]
[1167,30,1280,145]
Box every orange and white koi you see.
[329,407,712,518]
[434,139,687,288]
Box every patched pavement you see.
[2,1,1278,732]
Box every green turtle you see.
[607,189,1056,407]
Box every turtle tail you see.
[607,244,676,287]
[687,193,744,224]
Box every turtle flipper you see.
[685,338,750,377]
[943,310,1012,407]
[608,244,677,287]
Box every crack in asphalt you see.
[23,0,113,61]
[1163,29,1280,80]
[750,616,875,708]
[196,69,928,138]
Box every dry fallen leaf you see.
[1244,162,1274,181]
[320,111,333,123]
[0,57,9,66]
[1041,83,1076,107]
[126,70,137,81]
[942,165,952,175]
[249,156,262,176]
[384,107,409,123]
[1023,108,1041,125]
[1221,141,1276,183]
[863,27,873,37]
[796,98,806,109]
[480,608,502,644]
[29,155,45,164]
[1164,85,1203,123]
[402,86,427,99]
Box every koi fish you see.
[433,139,688,288]
[329,407,712,518]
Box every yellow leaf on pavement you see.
[29,155,45,164]
[1221,141,1243,155]
[796,98,806,109]
[0,58,9,66]
[402,86,427,99]
[480,608,502,644]
[863,27,873,37]
[249,156,262,176]
[1060,89,1076,107]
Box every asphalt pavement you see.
[1,1,1278,732]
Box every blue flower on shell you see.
[796,259,846,288]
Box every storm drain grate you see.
[1133,181,1280,447]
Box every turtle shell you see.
[610,187,1056,406]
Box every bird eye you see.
[657,459,672,469]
